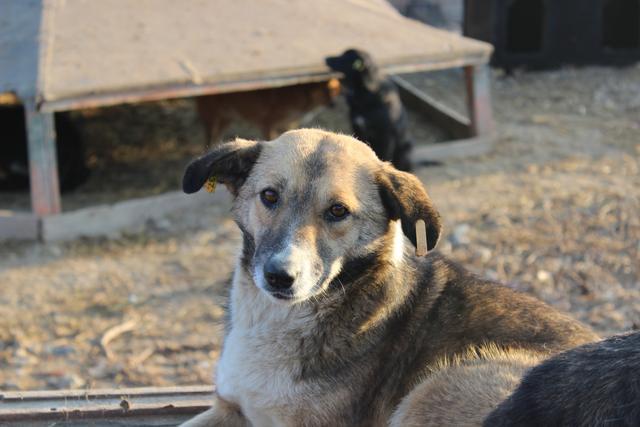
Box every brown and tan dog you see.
[196,80,340,145]
[180,129,597,426]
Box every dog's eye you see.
[260,189,279,207]
[352,59,364,71]
[327,204,349,221]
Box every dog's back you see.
[390,347,543,427]
[391,332,640,427]
[484,331,640,426]
[351,253,598,423]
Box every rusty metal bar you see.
[464,64,495,137]
[0,385,213,424]
[24,103,61,216]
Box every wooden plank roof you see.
[1,0,492,111]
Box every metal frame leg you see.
[24,103,62,216]
[464,64,495,137]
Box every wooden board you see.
[41,188,230,241]
[413,136,494,162]
[24,106,61,216]
[0,386,213,426]
[1,0,491,111]
[0,211,39,240]
[0,0,41,99]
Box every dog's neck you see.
[229,222,416,357]
[347,68,383,94]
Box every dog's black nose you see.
[264,260,295,290]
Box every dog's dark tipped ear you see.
[183,138,262,196]
[377,164,442,251]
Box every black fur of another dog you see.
[484,331,640,427]
[325,49,415,172]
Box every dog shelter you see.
[464,0,640,69]
[0,0,491,421]
[0,0,493,244]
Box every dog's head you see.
[325,49,380,91]
[183,129,441,304]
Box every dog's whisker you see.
[337,278,346,297]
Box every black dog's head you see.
[325,49,381,91]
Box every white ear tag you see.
[415,219,428,257]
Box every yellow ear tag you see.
[204,175,217,193]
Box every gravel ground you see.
[1,65,639,391]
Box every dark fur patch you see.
[484,331,640,426]
[328,252,382,294]
[238,224,256,274]
[304,146,329,181]
[326,221,398,296]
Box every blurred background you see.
[0,0,638,392]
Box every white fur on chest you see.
[215,266,317,426]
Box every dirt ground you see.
[1,65,639,391]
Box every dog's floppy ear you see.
[377,164,442,253]
[183,138,262,196]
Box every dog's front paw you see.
[180,396,248,427]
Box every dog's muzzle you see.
[263,258,297,299]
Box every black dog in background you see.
[326,49,413,171]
